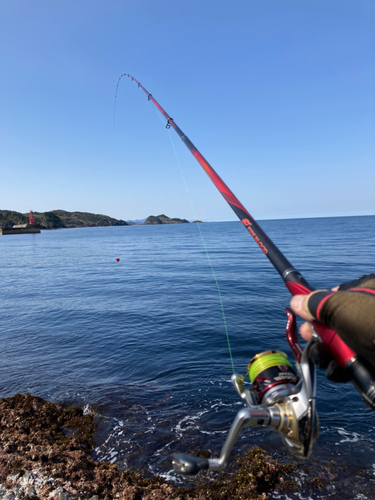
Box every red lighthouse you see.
[29,210,35,224]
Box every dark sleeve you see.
[306,275,375,366]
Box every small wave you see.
[148,465,185,484]
[336,428,361,444]
[172,409,211,438]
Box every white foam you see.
[270,494,294,500]
[210,401,237,409]
[336,428,360,443]
[200,429,227,435]
[144,425,156,434]
[148,465,184,484]
[154,439,178,456]
[172,409,210,438]
[82,403,97,416]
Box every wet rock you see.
[49,487,73,500]
[0,394,180,500]
[1,393,373,499]
[24,487,36,497]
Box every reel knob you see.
[172,453,209,476]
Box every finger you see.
[290,295,314,322]
[300,322,313,341]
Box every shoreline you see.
[1,393,374,499]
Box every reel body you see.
[172,308,319,476]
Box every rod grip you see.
[285,282,375,409]
[346,358,375,410]
[308,323,375,408]
[312,322,355,367]
[286,281,356,366]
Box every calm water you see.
[1,216,375,494]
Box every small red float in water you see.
[116,258,120,262]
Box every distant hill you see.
[0,210,128,229]
[35,210,128,229]
[0,211,29,229]
[144,214,190,225]
[0,210,191,229]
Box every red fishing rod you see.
[119,74,375,418]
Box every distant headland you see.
[144,214,189,225]
[0,210,191,231]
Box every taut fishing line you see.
[163,113,235,375]
[114,79,236,374]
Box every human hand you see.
[289,274,375,381]
[290,286,339,342]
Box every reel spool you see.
[247,350,298,404]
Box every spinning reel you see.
[172,308,319,475]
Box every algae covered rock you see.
[0,393,175,500]
[1,393,370,500]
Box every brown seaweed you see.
[1,393,374,500]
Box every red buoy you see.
[116,258,120,262]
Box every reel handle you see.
[172,407,274,475]
[172,453,209,476]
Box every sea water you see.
[0,216,374,494]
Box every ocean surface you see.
[1,216,375,497]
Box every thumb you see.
[290,294,315,322]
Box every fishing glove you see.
[307,274,375,383]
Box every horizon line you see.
[195,213,375,223]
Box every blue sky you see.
[1,0,374,221]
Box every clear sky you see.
[1,0,374,221]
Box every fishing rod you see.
[119,74,375,474]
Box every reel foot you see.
[172,453,209,476]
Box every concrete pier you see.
[0,224,41,235]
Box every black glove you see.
[308,342,351,383]
[307,274,375,382]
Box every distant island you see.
[144,214,189,225]
[0,210,191,230]
[0,210,128,230]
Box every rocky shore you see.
[1,393,374,500]
[0,394,300,500]
[0,394,175,500]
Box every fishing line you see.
[170,134,235,374]
[152,107,235,374]
[113,81,236,374]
